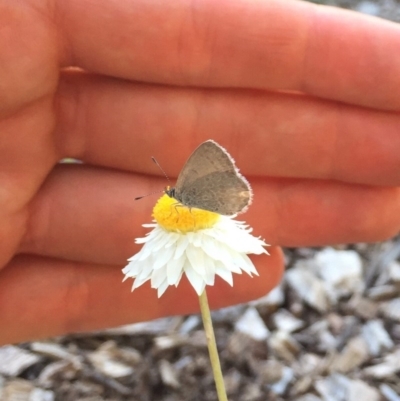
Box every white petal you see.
[165,232,179,248]
[235,253,259,276]
[135,259,155,281]
[186,232,194,243]
[203,255,216,285]
[201,236,222,260]
[174,236,188,260]
[157,279,169,297]
[185,265,206,296]
[142,223,157,228]
[135,237,148,244]
[185,245,206,276]
[150,231,172,252]
[127,253,140,262]
[153,245,175,270]
[133,274,150,289]
[135,227,159,244]
[225,261,243,274]
[137,241,157,261]
[192,233,203,247]
[122,261,142,277]
[174,271,183,287]
[151,267,167,288]
[207,238,232,262]
[152,230,179,252]
[215,262,233,286]
[167,256,186,285]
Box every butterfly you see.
[165,140,252,216]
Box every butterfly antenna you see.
[151,156,171,184]
[135,190,163,201]
[135,157,171,201]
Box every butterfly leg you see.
[168,202,186,222]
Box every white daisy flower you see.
[123,194,268,297]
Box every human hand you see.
[1,0,399,345]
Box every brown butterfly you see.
[165,140,252,216]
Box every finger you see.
[0,248,283,345]
[20,165,400,264]
[259,178,400,246]
[0,2,59,115]
[56,0,400,109]
[0,97,58,269]
[0,3,61,267]
[56,72,400,186]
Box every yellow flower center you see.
[153,194,220,233]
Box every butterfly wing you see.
[175,140,252,215]
[178,170,251,215]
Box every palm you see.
[1,0,400,344]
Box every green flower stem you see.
[199,290,228,401]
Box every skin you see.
[1,0,400,345]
